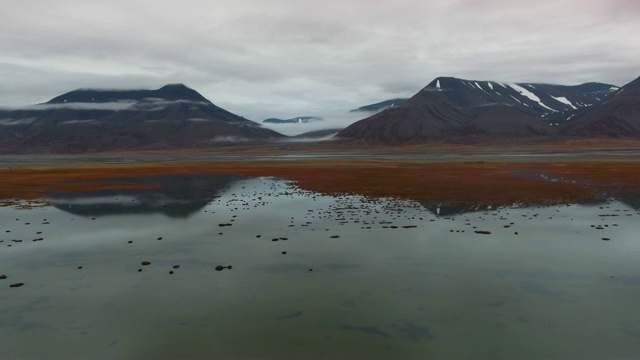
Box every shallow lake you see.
[1,174,639,359]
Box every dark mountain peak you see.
[422,76,502,93]
[45,83,211,105]
[424,76,462,90]
[152,84,210,103]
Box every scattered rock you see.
[141,261,151,266]
[157,237,163,240]
[172,265,180,269]
[0,274,7,280]
[10,282,24,288]
[330,235,340,238]
[601,238,610,241]
[77,266,83,270]
[169,271,174,275]
[215,265,225,271]
[474,230,491,235]
[282,251,287,255]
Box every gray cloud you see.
[1,0,638,121]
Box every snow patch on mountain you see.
[550,95,577,109]
[509,84,555,112]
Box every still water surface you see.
[1,175,639,359]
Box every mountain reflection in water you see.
[46,174,248,218]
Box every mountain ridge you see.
[337,76,621,143]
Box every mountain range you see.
[1,75,639,153]
[337,76,627,143]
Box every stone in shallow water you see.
[141,261,151,266]
[0,274,7,279]
[10,282,24,288]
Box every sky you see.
[1,0,639,123]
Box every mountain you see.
[262,116,323,124]
[559,76,640,137]
[349,98,409,113]
[337,77,618,143]
[0,84,284,153]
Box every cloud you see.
[259,111,370,136]
[1,0,638,119]
[24,101,137,111]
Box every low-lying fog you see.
[258,111,371,137]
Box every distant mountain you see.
[0,84,284,153]
[262,116,323,124]
[290,128,342,139]
[349,98,409,113]
[559,76,640,137]
[337,76,619,143]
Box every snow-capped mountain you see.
[337,76,619,143]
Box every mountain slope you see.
[337,77,618,143]
[0,84,284,153]
[559,76,640,137]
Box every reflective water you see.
[1,175,640,359]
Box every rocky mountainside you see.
[0,84,284,153]
[337,76,619,143]
[559,76,640,137]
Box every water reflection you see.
[47,174,247,217]
[1,175,640,359]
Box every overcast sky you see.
[1,0,638,121]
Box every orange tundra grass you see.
[1,160,640,207]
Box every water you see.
[1,174,639,359]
